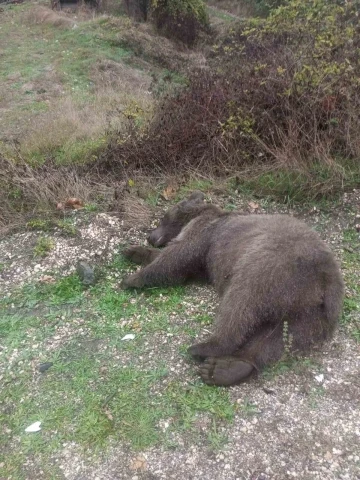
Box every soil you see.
[1,190,359,480]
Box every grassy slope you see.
[0,3,155,165]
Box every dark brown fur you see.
[122,192,344,386]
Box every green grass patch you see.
[234,160,360,205]
[262,357,320,381]
[341,228,360,341]
[1,252,236,478]
[27,218,77,236]
[0,13,131,93]
[1,274,86,312]
[53,137,108,166]
[33,236,54,258]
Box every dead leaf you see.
[130,456,147,471]
[103,408,113,421]
[38,275,56,284]
[248,201,259,210]
[162,184,178,201]
[64,198,84,210]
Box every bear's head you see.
[148,191,205,247]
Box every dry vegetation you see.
[101,0,360,199]
[207,0,257,18]
[23,5,78,28]
[1,0,360,232]
[0,2,186,231]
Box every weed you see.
[1,255,235,476]
[207,419,229,451]
[308,385,325,409]
[262,357,318,380]
[33,237,54,258]
[27,219,52,231]
[341,228,360,341]
[282,320,293,359]
[145,190,161,207]
[151,0,209,46]
[55,219,77,236]
[237,398,260,417]
[84,203,100,213]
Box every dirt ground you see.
[1,189,359,480]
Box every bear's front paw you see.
[121,273,144,289]
[123,246,151,265]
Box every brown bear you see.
[122,192,344,387]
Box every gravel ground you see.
[1,190,359,480]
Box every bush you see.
[207,0,289,18]
[150,0,209,46]
[102,0,360,199]
[122,0,150,20]
[245,0,289,17]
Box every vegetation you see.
[151,0,209,45]
[103,0,360,202]
[1,0,359,230]
[33,236,55,258]
[342,229,360,342]
[0,255,235,478]
[207,0,289,18]
[0,1,359,476]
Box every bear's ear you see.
[188,191,205,203]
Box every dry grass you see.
[0,2,197,229]
[0,154,94,232]
[118,193,153,229]
[19,71,153,164]
[107,16,207,71]
[99,0,360,200]
[23,6,77,29]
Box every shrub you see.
[122,0,150,20]
[207,0,289,18]
[102,0,360,199]
[150,0,209,46]
[245,0,289,17]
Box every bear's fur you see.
[122,192,344,386]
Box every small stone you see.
[333,448,343,455]
[325,451,333,461]
[38,362,53,373]
[129,455,147,471]
[76,261,96,286]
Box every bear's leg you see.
[199,324,284,386]
[122,241,203,289]
[123,246,161,266]
[188,286,262,359]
